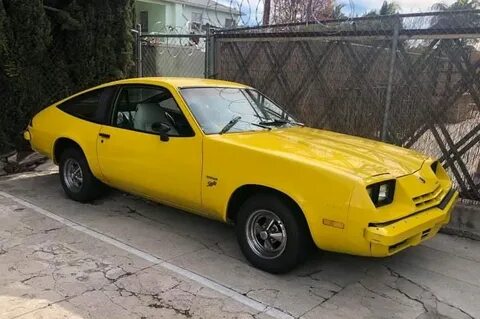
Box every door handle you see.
[99,133,111,139]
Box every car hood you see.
[218,127,427,179]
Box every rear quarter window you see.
[57,88,112,124]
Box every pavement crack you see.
[43,227,62,233]
[148,297,193,318]
[297,279,356,318]
[388,283,429,313]
[358,281,393,299]
[20,274,47,284]
[307,286,334,300]
[318,282,349,306]
[33,248,59,256]
[208,241,227,254]
[109,279,193,318]
[123,206,167,226]
[436,299,475,319]
[385,266,424,290]
[110,270,134,282]
[384,265,475,319]
[297,269,323,279]
[296,268,346,290]
[384,266,431,313]
[242,289,254,297]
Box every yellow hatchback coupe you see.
[25,77,458,273]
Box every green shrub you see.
[0,0,134,154]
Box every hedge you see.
[0,0,135,154]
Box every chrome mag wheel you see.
[63,158,83,193]
[246,209,287,259]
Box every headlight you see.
[367,180,396,207]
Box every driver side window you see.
[112,86,194,137]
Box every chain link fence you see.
[135,10,480,203]
[138,26,207,78]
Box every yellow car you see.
[25,77,458,273]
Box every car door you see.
[96,85,202,211]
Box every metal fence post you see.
[205,24,210,79]
[136,23,143,77]
[205,25,216,79]
[381,15,400,142]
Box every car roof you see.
[52,77,251,107]
[107,77,250,89]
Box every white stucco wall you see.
[180,5,238,29]
[136,1,169,33]
[136,0,239,32]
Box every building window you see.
[191,12,202,31]
[140,11,149,33]
[191,12,202,23]
[225,18,236,28]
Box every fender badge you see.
[207,180,217,187]
[418,176,426,184]
[206,176,218,187]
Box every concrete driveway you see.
[0,167,479,319]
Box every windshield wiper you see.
[220,116,242,134]
[220,116,273,134]
[249,122,272,130]
[259,119,304,127]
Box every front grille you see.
[412,184,444,209]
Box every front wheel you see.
[236,193,312,273]
[59,148,106,202]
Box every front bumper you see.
[365,189,458,256]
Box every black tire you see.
[59,147,106,202]
[236,193,312,273]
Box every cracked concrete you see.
[1,169,480,318]
[0,196,262,318]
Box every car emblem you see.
[206,176,218,187]
[418,176,426,184]
[207,180,217,187]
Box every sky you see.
[341,0,458,16]
[215,0,460,26]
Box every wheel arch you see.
[226,184,307,225]
[53,137,83,164]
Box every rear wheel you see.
[59,148,105,202]
[236,193,312,273]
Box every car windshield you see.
[180,87,298,134]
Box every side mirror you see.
[151,122,171,142]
